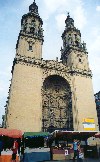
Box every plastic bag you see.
[79,152,84,159]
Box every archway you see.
[42,75,73,132]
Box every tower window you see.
[29,45,32,50]
[24,27,26,32]
[30,27,35,33]
[79,58,81,62]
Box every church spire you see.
[61,14,87,64]
[65,12,74,29]
[29,0,38,15]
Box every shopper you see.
[12,139,19,162]
[77,142,83,162]
[73,139,79,162]
[0,136,3,156]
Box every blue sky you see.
[0,0,100,124]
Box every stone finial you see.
[56,57,58,62]
[67,12,70,18]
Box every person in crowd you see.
[11,139,19,162]
[0,136,3,156]
[77,141,83,162]
[0,136,3,162]
[20,140,24,162]
[72,139,79,162]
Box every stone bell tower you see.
[16,0,43,59]
[61,13,89,71]
[5,1,44,132]
[61,13,98,131]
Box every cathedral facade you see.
[4,1,98,132]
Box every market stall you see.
[24,132,51,162]
[0,128,22,138]
[0,128,23,162]
[95,132,100,138]
[49,131,98,160]
[1,150,19,162]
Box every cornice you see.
[11,54,92,78]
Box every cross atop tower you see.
[67,12,70,18]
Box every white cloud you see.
[0,81,8,98]
[21,0,34,8]
[73,5,87,30]
[91,36,100,52]
[0,67,11,78]
[41,0,67,21]
[43,0,85,20]
[0,81,8,95]
[0,66,11,98]
[91,27,100,37]
[0,81,5,93]
[55,14,66,32]
[43,0,67,15]
[0,68,10,123]
[88,27,100,53]
[0,66,12,124]
[90,55,100,93]
[43,0,87,31]
[90,55,100,74]
[96,6,100,11]
[87,26,100,93]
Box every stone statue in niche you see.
[72,34,76,45]
[75,34,80,46]
[63,38,66,47]
[30,20,38,35]
[31,19,36,28]
[61,47,64,54]
[41,28,43,36]
[68,34,73,45]
[38,25,43,37]
[30,27,35,33]
[82,41,87,51]
[22,19,27,32]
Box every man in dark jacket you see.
[0,137,3,156]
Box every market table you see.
[1,150,19,162]
[24,148,50,162]
[52,148,74,160]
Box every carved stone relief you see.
[42,75,73,132]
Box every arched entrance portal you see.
[42,75,73,132]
